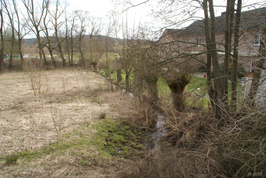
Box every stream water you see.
[101,75,167,152]
[144,114,167,151]
[153,115,167,145]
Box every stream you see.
[101,75,167,152]
[144,114,167,151]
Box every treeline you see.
[0,0,121,70]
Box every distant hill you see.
[23,38,37,46]
[23,35,125,46]
[84,35,125,45]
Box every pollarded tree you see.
[120,38,138,92]
[162,60,195,112]
[134,40,161,106]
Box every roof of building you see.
[162,7,266,39]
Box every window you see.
[197,38,201,46]
[254,34,260,46]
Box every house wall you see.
[159,28,264,71]
[244,70,266,107]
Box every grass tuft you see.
[5,154,19,165]
[98,112,106,119]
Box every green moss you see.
[90,119,145,158]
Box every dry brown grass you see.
[117,148,226,178]
[1,68,264,177]
[0,68,140,177]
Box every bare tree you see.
[222,0,235,110]
[22,0,48,68]
[42,0,57,67]
[0,1,5,71]
[133,38,162,106]
[87,17,102,70]
[208,0,224,119]
[74,10,89,66]
[120,38,137,91]
[90,37,105,71]
[69,13,76,66]
[230,0,242,113]
[13,0,29,70]
[2,0,16,70]
[202,0,214,109]
[64,11,70,65]
[102,16,117,91]
[49,0,66,66]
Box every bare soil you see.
[0,68,138,177]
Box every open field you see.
[0,69,140,177]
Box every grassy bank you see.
[1,118,145,166]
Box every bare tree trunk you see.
[42,48,48,67]
[37,32,44,68]
[208,0,223,119]
[2,0,14,70]
[203,0,214,108]
[12,0,25,70]
[55,23,65,67]
[8,24,15,71]
[19,39,24,70]
[117,69,122,83]
[9,55,13,70]
[70,25,74,66]
[58,42,65,67]
[43,3,56,68]
[22,0,47,69]
[0,7,5,72]
[65,18,70,66]
[146,78,159,106]
[167,77,189,112]
[231,0,242,113]
[65,35,70,65]
[47,47,57,67]
[125,70,130,91]
[79,39,84,65]
[92,62,98,71]
[223,0,235,110]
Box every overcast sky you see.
[18,0,265,39]
[66,0,266,31]
[68,0,115,18]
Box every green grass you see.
[157,77,171,100]
[99,69,134,89]
[0,118,145,164]
[4,154,19,165]
[98,67,244,109]
[99,53,120,63]
[91,119,145,158]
